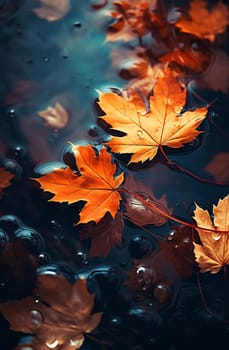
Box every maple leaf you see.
[80,212,124,256]
[38,102,69,130]
[175,0,229,42]
[34,144,124,224]
[127,61,165,99]
[204,152,229,183]
[193,194,229,274]
[98,70,208,164]
[123,175,169,227]
[0,275,102,350]
[0,167,14,198]
[33,0,70,22]
[106,0,157,42]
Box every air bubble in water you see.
[30,309,43,328]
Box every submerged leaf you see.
[193,194,229,274]
[0,275,102,350]
[0,168,14,198]
[33,0,70,22]
[175,0,229,42]
[38,102,69,130]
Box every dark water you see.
[0,1,229,349]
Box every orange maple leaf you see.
[175,0,229,42]
[34,144,124,224]
[0,167,14,198]
[193,194,229,274]
[98,70,208,164]
[0,275,102,350]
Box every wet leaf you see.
[123,175,169,227]
[175,0,229,42]
[34,144,124,224]
[0,168,14,198]
[33,0,71,22]
[80,212,124,256]
[0,275,102,350]
[37,102,69,130]
[204,152,229,183]
[98,70,208,164]
[193,194,229,274]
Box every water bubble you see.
[74,251,89,265]
[212,232,221,241]
[88,124,100,138]
[8,108,16,118]
[38,253,51,265]
[43,57,49,63]
[15,227,44,253]
[136,265,156,291]
[0,228,9,251]
[129,235,155,259]
[167,230,176,241]
[0,215,22,233]
[73,21,82,28]
[30,309,43,328]
[136,130,144,139]
[2,158,22,176]
[69,339,83,347]
[46,337,59,349]
[154,282,171,303]
[11,145,25,158]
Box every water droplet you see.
[43,57,49,63]
[39,253,51,265]
[30,310,43,328]
[73,21,82,28]
[136,130,144,139]
[69,339,84,347]
[212,232,221,241]
[33,295,40,304]
[154,282,171,303]
[0,215,22,233]
[167,230,176,241]
[8,108,16,118]
[136,265,156,291]
[75,251,89,265]
[46,337,59,349]
[129,235,155,259]
[15,227,44,253]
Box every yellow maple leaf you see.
[193,194,229,274]
[98,70,207,164]
[175,0,229,42]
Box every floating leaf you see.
[193,194,229,274]
[34,144,124,224]
[98,70,208,164]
